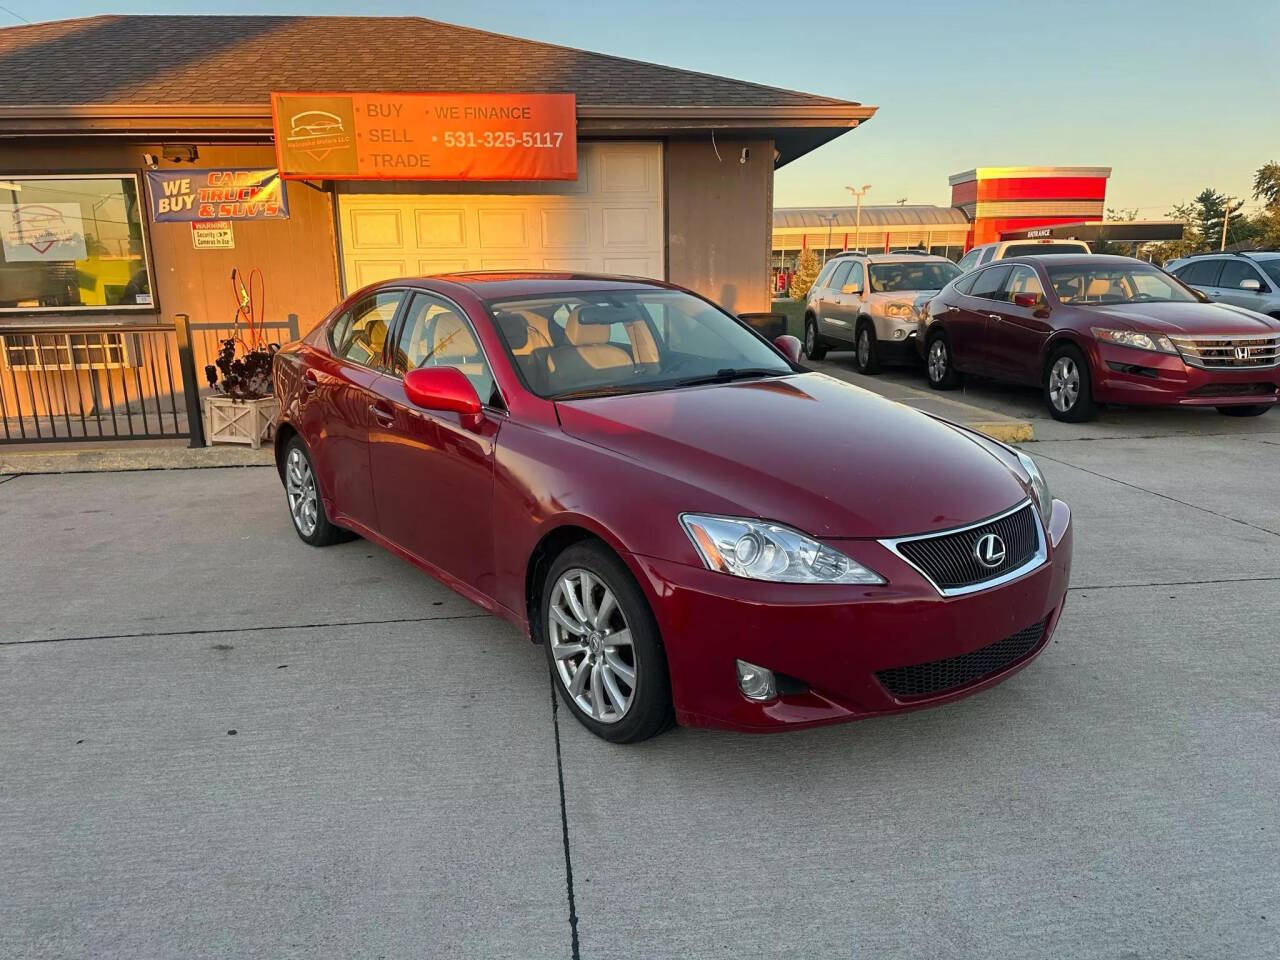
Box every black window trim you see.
[0,171,158,316]
[326,286,411,371]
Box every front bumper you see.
[630,500,1072,732]
[1091,341,1280,407]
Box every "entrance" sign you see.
[270,92,577,182]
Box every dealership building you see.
[0,14,875,337]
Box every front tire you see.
[1044,344,1097,422]
[803,316,827,361]
[1217,404,1272,417]
[925,331,961,390]
[541,542,673,743]
[283,437,352,546]
[854,320,881,374]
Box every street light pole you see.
[1221,198,1237,251]
[817,212,838,264]
[845,184,871,252]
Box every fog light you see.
[893,328,906,339]
[736,659,777,701]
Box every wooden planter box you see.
[203,395,278,449]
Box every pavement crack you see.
[0,473,21,485]
[548,680,582,960]
[1,612,490,646]
[1032,450,1280,539]
[1068,575,1280,591]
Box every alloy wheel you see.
[285,447,319,537]
[928,339,948,383]
[1048,356,1080,412]
[857,328,871,368]
[805,322,816,357]
[547,568,636,724]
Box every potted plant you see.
[201,268,281,448]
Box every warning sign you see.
[191,220,235,249]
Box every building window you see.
[0,174,153,313]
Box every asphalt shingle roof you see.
[0,15,858,109]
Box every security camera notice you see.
[270,92,577,181]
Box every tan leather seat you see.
[562,307,633,370]
[1086,277,1115,299]
[503,308,555,356]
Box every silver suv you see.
[956,238,1091,272]
[1166,252,1280,319]
[803,252,961,373]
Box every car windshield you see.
[1045,263,1199,305]
[486,288,792,400]
[869,261,961,292]
[1257,258,1280,286]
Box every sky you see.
[3,0,1278,216]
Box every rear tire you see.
[1044,344,1097,422]
[925,331,961,390]
[1217,404,1272,417]
[803,316,827,361]
[541,542,674,743]
[283,437,353,547]
[854,320,881,374]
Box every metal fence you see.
[0,314,299,446]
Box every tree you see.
[1095,207,1138,256]
[1253,161,1280,208]
[1192,188,1249,250]
[789,248,821,300]
[1147,202,1203,265]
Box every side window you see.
[1218,260,1264,290]
[1179,259,1224,287]
[846,262,864,292]
[956,248,983,272]
[978,246,998,266]
[953,272,980,296]
[829,262,853,291]
[970,265,1012,301]
[1003,265,1046,304]
[392,293,497,406]
[813,261,838,290]
[330,291,404,368]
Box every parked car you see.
[1165,252,1280,318]
[923,254,1280,421]
[802,251,962,372]
[274,272,1072,742]
[956,238,1091,273]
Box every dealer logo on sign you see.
[274,95,358,176]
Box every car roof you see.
[999,253,1136,268]
[383,271,677,301]
[831,251,952,263]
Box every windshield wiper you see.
[552,383,671,402]
[670,368,789,388]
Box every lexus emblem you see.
[974,533,1007,568]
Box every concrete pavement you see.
[2,424,1279,958]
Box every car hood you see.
[1087,301,1280,335]
[555,373,1028,539]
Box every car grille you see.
[892,503,1040,592]
[1186,381,1278,398]
[875,618,1048,699]
[1169,334,1280,369]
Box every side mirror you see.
[840,283,863,295]
[774,334,803,363]
[1012,292,1041,309]
[403,367,483,427]
[1193,288,1211,303]
[1241,278,1263,293]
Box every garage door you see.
[337,142,663,291]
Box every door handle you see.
[988,314,1003,322]
[369,402,396,427]
[301,370,318,393]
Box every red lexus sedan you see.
[273,273,1072,742]
[923,254,1280,421]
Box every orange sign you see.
[270,92,577,181]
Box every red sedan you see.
[923,254,1280,421]
[273,273,1072,742]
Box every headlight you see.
[1092,327,1177,354]
[884,302,914,318]
[1016,451,1053,527]
[680,514,885,584]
